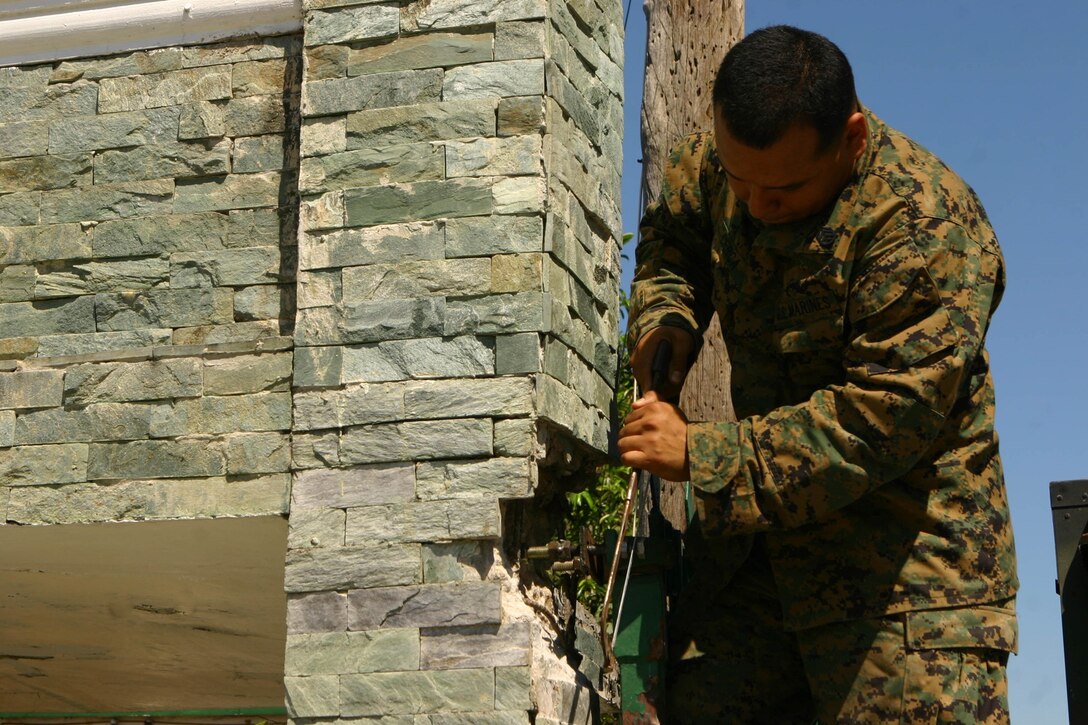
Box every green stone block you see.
[344,178,493,227]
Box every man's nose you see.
[746,187,777,220]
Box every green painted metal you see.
[607,531,673,723]
[0,708,287,719]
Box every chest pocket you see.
[771,265,848,403]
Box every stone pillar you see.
[285,0,623,722]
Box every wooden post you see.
[640,0,743,531]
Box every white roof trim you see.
[0,0,304,67]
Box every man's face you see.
[713,110,866,226]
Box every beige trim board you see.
[0,0,303,67]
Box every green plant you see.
[564,237,636,613]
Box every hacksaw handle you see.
[649,338,673,393]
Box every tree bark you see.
[640,0,743,531]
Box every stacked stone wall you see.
[0,0,622,721]
[0,36,302,526]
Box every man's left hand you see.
[618,390,690,482]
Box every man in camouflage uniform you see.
[618,26,1018,723]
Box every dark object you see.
[1051,479,1088,724]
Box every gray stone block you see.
[225,431,291,474]
[445,215,543,257]
[300,142,444,194]
[0,153,92,193]
[348,32,493,76]
[494,176,545,215]
[288,506,346,549]
[339,418,492,465]
[174,172,280,213]
[285,675,339,718]
[95,288,234,331]
[172,246,286,287]
[149,391,291,436]
[0,410,13,448]
[344,178,493,227]
[0,297,96,338]
[179,101,226,139]
[286,629,419,675]
[48,107,180,154]
[234,283,290,322]
[495,333,541,374]
[0,121,48,160]
[0,264,34,304]
[287,591,348,634]
[293,345,342,388]
[346,99,496,149]
[341,259,490,302]
[98,67,232,112]
[15,401,160,445]
[495,666,533,711]
[430,713,532,725]
[498,96,545,136]
[301,117,347,157]
[494,418,535,457]
[415,458,531,500]
[340,669,495,717]
[5,474,289,523]
[87,438,225,480]
[0,82,98,124]
[94,140,232,183]
[180,35,296,68]
[403,378,532,419]
[492,253,543,293]
[42,180,174,224]
[423,541,494,583]
[348,582,500,629]
[0,443,88,486]
[36,330,172,358]
[346,498,501,543]
[232,59,288,98]
[173,320,283,346]
[284,543,421,592]
[0,64,51,88]
[296,297,445,347]
[233,134,286,173]
[305,4,400,46]
[420,622,531,669]
[495,20,546,60]
[446,136,540,177]
[221,95,288,137]
[204,352,292,395]
[303,69,442,117]
[63,358,202,406]
[0,192,40,226]
[0,370,63,410]
[341,336,493,384]
[93,208,280,258]
[443,60,544,100]
[444,293,548,336]
[291,464,415,509]
[300,221,444,270]
[401,0,546,31]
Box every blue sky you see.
[618,2,1087,722]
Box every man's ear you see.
[844,111,868,162]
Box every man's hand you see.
[631,327,695,402]
[618,390,690,482]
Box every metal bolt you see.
[1066,513,1072,520]
[1057,494,1064,502]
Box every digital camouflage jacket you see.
[629,108,1018,641]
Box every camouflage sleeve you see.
[626,133,718,350]
[687,218,1004,532]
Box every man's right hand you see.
[630,327,696,401]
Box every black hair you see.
[712,25,857,152]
